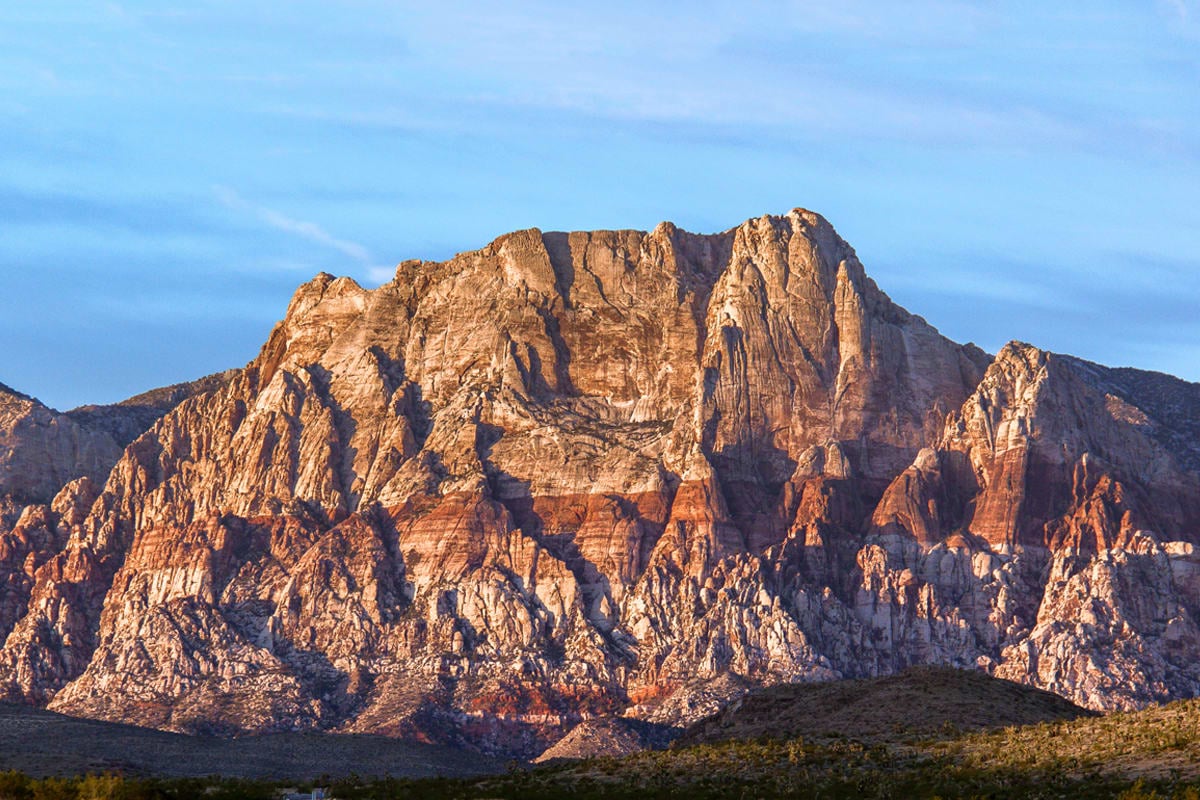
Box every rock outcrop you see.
[0,374,233,706]
[534,716,676,762]
[0,384,123,506]
[63,371,236,451]
[1,209,1198,759]
[0,373,235,505]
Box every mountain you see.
[62,371,236,452]
[0,373,236,690]
[0,209,1197,760]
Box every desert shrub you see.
[76,775,123,800]
[0,770,32,800]
[29,778,73,800]
[1119,780,1161,800]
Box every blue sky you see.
[2,2,1198,410]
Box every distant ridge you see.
[65,368,237,446]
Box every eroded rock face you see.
[0,373,236,506]
[0,385,123,506]
[0,375,234,703]
[2,209,1199,758]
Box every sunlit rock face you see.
[1,209,1198,758]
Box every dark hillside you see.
[678,666,1095,746]
[0,703,503,780]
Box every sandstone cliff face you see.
[0,373,235,506]
[1,209,1198,758]
[0,384,122,505]
[0,374,232,704]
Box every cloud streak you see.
[213,185,373,265]
[4,2,1198,408]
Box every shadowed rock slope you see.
[0,209,1198,760]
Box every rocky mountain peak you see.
[0,209,1197,759]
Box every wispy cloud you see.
[1162,0,1200,39]
[213,186,396,284]
[214,185,371,263]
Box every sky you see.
[2,2,1198,410]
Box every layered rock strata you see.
[1,210,1197,758]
